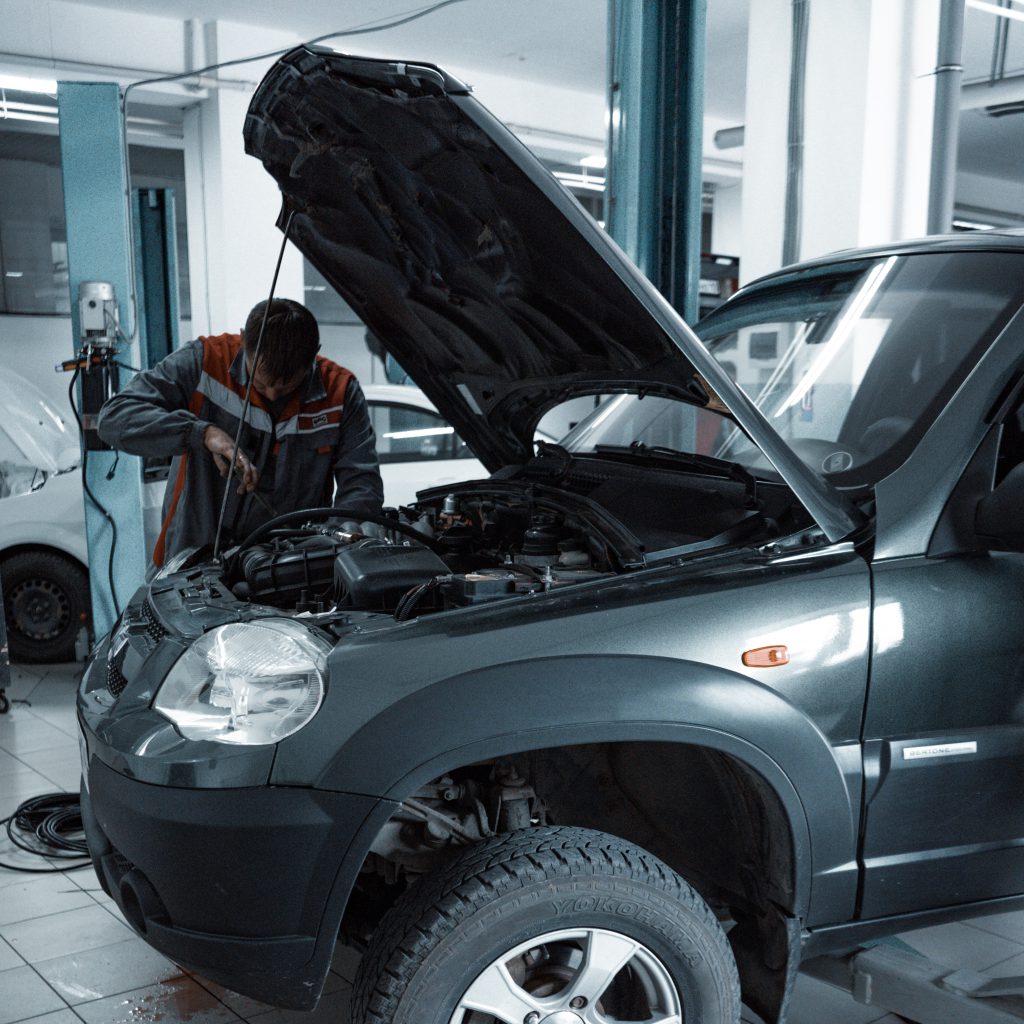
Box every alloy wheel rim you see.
[448,927,682,1024]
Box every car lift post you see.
[605,0,706,325]
[58,82,148,639]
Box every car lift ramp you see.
[803,944,1024,1022]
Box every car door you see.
[858,396,1024,919]
[367,401,483,506]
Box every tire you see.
[1,552,89,663]
[352,826,741,1024]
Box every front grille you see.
[106,644,129,698]
[105,598,169,701]
[140,599,169,645]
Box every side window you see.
[995,389,1024,487]
[930,378,1024,557]
[369,403,470,463]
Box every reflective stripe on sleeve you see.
[196,373,274,433]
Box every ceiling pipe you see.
[927,0,966,234]
[782,0,808,267]
[0,49,254,92]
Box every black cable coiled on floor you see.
[0,792,90,872]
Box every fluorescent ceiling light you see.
[383,426,454,441]
[580,153,607,169]
[0,110,59,125]
[966,0,1024,22]
[952,218,997,230]
[553,171,606,193]
[2,99,57,115]
[0,74,58,94]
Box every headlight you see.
[154,619,329,745]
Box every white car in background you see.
[0,376,535,661]
[364,383,496,506]
[0,372,90,663]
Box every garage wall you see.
[956,171,1024,225]
[0,314,195,419]
[0,316,73,414]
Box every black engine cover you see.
[334,540,449,610]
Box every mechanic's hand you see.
[204,425,258,494]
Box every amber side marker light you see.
[742,645,790,668]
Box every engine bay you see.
[229,490,620,620]
[216,451,797,622]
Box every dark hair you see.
[242,299,319,381]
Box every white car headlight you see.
[154,619,329,745]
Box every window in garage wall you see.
[0,124,190,319]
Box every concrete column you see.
[740,0,941,284]
[183,20,304,339]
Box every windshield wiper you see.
[594,443,758,493]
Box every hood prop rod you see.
[212,209,295,562]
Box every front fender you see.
[309,655,860,927]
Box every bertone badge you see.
[903,741,977,761]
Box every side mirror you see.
[977,463,1024,551]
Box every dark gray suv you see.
[76,47,1024,1024]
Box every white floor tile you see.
[898,920,1024,971]
[0,749,32,776]
[0,935,24,971]
[0,873,95,926]
[74,977,244,1024]
[1,903,132,963]
[6,1011,82,1024]
[967,909,1024,947]
[982,947,1024,981]
[0,768,65,821]
[787,973,894,1024]
[34,936,185,1005]
[0,965,68,1024]
[0,714,78,756]
[13,749,83,793]
[2,666,46,704]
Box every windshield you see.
[563,251,1024,486]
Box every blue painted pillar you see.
[606,0,707,324]
[58,82,148,638]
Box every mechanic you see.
[97,298,384,566]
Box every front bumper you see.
[81,756,381,1009]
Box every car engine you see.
[228,485,620,620]
[217,441,786,623]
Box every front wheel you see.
[352,826,740,1024]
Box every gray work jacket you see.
[97,336,384,563]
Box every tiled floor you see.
[2,663,1024,1024]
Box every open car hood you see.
[0,371,79,477]
[245,47,862,542]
